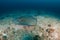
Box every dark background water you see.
[0,0,60,19]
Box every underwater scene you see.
[0,0,60,40]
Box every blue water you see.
[0,0,60,19]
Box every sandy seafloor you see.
[0,10,60,40]
[0,10,60,27]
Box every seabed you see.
[0,10,60,40]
